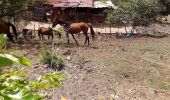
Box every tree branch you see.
[0,8,28,17]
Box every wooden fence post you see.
[34,22,35,37]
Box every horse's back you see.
[69,22,89,33]
[38,27,52,35]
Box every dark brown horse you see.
[52,19,95,46]
[38,27,61,40]
[0,18,17,42]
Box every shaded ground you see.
[8,24,170,100]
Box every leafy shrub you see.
[0,71,64,100]
[0,71,44,100]
[41,50,64,70]
[0,34,30,68]
[107,0,160,26]
[30,73,64,90]
[0,34,64,99]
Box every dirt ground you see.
[8,24,170,100]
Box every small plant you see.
[41,50,64,70]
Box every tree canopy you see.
[107,0,159,25]
[0,0,28,20]
[160,0,170,13]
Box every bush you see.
[41,50,64,70]
[107,0,160,26]
[0,34,64,100]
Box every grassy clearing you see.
[97,37,170,92]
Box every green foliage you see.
[0,71,44,100]
[107,0,160,26]
[0,71,64,100]
[30,73,64,90]
[41,50,64,70]
[0,0,28,20]
[0,34,30,68]
[0,34,64,100]
[0,34,7,49]
[160,0,170,13]
[0,53,30,67]
[52,29,63,47]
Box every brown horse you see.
[38,27,61,40]
[0,18,17,42]
[52,19,95,46]
[38,27,53,40]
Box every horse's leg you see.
[48,35,50,40]
[83,32,89,45]
[66,33,70,44]
[42,35,45,40]
[84,37,87,45]
[7,33,14,43]
[52,34,53,40]
[38,34,41,40]
[84,37,89,45]
[87,37,90,45]
[71,34,79,46]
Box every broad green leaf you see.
[0,56,13,67]
[0,53,30,66]
[0,88,43,100]
[21,94,44,100]
[12,55,31,66]
[30,73,64,90]
[0,34,7,49]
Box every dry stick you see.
[110,23,111,34]
[34,22,35,37]
[118,23,120,33]
[104,24,106,33]
[101,23,102,33]
[125,24,128,34]
[51,33,55,100]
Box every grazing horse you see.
[0,18,17,42]
[52,19,95,46]
[38,27,61,40]
[38,27,53,40]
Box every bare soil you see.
[8,24,170,100]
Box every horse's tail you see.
[87,23,95,41]
[7,22,18,41]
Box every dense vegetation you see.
[0,34,64,99]
[106,0,159,33]
[160,0,170,14]
[0,0,28,20]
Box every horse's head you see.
[52,20,58,28]
[52,18,68,28]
